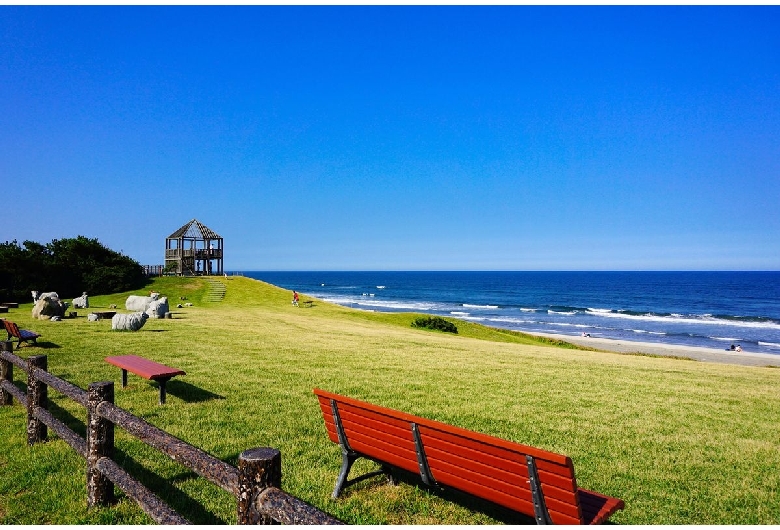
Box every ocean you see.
[239,271,780,356]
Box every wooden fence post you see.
[87,381,115,507]
[1,341,12,406]
[237,447,282,524]
[26,355,47,445]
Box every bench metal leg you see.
[332,449,393,499]
[333,448,358,498]
[157,377,171,405]
[330,398,394,498]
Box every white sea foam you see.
[758,341,780,349]
[450,311,469,316]
[520,308,537,312]
[463,304,499,309]
[709,336,742,342]
[589,310,780,330]
[470,316,535,325]
[321,296,437,311]
[548,310,576,315]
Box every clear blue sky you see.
[2,6,778,271]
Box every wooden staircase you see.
[203,279,226,303]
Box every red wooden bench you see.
[105,355,185,405]
[314,389,624,525]
[2,319,41,349]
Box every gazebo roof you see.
[167,219,222,240]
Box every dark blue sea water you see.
[239,271,780,356]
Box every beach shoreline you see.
[532,332,780,367]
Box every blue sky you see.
[2,6,778,271]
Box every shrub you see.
[411,316,458,334]
[0,236,148,301]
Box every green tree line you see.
[0,236,148,302]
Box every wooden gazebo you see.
[165,219,224,276]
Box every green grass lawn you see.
[2,276,779,524]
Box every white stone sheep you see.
[111,312,149,331]
[145,297,169,319]
[72,292,89,309]
[32,291,59,303]
[32,293,68,320]
[125,292,159,312]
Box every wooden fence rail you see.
[0,342,342,525]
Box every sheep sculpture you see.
[145,297,169,319]
[125,292,159,312]
[32,293,67,320]
[111,312,149,331]
[72,292,89,309]
[32,291,60,303]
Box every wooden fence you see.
[142,265,164,277]
[0,343,342,525]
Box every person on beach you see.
[736,345,742,352]
[292,290,299,307]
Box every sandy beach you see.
[534,332,780,367]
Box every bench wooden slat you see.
[314,388,624,525]
[435,467,584,525]
[418,425,579,492]
[324,417,421,476]
[423,443,582,508]
[427,451,583,520]
[321,408,414,452]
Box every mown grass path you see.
[1,276,779,524]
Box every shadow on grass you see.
[112,447,230,525]
[9,340,61,350]
[47,397,88,438]
[165,380,225,403]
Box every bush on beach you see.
[411,315,458,333]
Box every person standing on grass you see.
[292,290,299,306]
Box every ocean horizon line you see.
[230,269,780,273]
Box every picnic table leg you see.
[121,369,128,388]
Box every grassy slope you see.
[1,276,779,524]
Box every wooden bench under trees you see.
[105,355,185,405]
[2,319,41,349]
[314,388,624,525]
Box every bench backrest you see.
[314,388,585,525]
[4,320,20,338]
